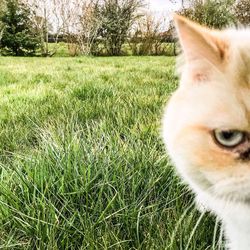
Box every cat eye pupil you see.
[221,131,234,140]
[213,130,246,148]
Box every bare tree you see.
[78,1,103,55]
[52,0,82,56]
[24,0,55,56]
[130,12,167,55]
[27,0,101,56]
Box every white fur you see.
[163,16,250,250]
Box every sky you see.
[148,0,182,13]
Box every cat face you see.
[163,15,250,202]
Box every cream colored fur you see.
[162,15,250,250]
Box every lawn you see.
[0,56,220,249]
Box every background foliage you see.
[0,0,249,56]
[178,0,235,29]
[0,0,40,56]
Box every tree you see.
[51,0,81,56]
[130,12,167,55]
[0,0,40,56]
[95,0,143,56]
[0,1,6,44]
[234,0,250,25]
[26,0,51,56]
[78,0,103,55]
[27,0,74,57]
[178,0,235,29]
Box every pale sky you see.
[148,0,182,13]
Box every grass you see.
[0,56,221,249]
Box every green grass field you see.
[0,56,222,249]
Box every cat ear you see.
[174,14,227,68]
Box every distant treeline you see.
[0,0,249,57]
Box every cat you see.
[162,14,250,250]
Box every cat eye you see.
[213,130,246,148]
